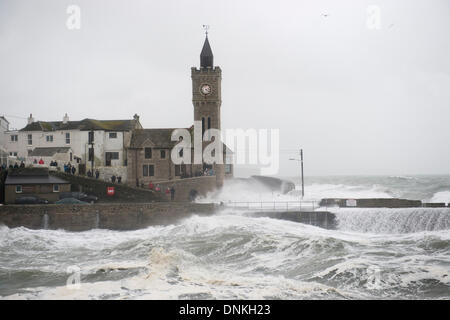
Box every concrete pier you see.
[242,211,336,229]
[318,198,445,208]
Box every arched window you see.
[202,117,205,135]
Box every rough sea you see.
[1,175,449,299]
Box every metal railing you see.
[225,200,322,212]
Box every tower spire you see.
[200,25,213,68]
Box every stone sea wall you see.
[0,202,217,231]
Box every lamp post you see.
[89,130,94,171]
[289,149,304,199]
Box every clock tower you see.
[191,31,225,186]
[191,33,222,134]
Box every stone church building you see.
[126,34,233,195]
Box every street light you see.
[289,149,304,199]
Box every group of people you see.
[203,167,215,176]
[63,163,76,175]
[180,168,216,179]
[148,181,176,200]
[110,175,122,184]
[32,158,45,165]
[87,169,122,184]
[87,169,100,179]
[8,161,25,169]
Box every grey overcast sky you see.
[0,0,449,177]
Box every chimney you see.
[27,114,34,125]
[63,113,69,124]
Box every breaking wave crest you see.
[332,208,450,234]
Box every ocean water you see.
[0,175,449,300]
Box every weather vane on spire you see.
[203,24,210,36]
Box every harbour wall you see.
[319,198,449,208]
[244,211,336,229]
[0,202,216,231]
[0,203,338,231]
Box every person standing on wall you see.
[165,187,170,198]
[170,186,175,201]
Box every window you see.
[225,164,232,174]
[160,150,166,159]
[105,152,119,166]
[27,134,32,145]
[143,164,154,177]
[70,152,73,162]
[66,133,70,144]
[143,164,148,176]
[179,148,183,157]
[15,185,22,193]
[88,131,94,144]
[202,117,205,135]
[207,117,211,139]
[10,135,18,142]
[88,148,94,161]
[106,152,119,160]
[106,152,118,160]
[53,184,59,192]
[149,164,154,176]
[175,164,186,177]
[46,135,53,142]
[10,152,17,157]
[109,132,117,139]
[145,148,152,159]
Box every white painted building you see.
[3,114,142,181]
[0,116,10,166]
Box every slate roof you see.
[29,147,72,157]
[5,175,69,185]
[8,167,49,177]
[20,118,139,132]
[5,167,69,185]
[200,36,214,68]
[129,127,233,155]
[0,116,9,124]
[130,128,183,149]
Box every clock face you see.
[200,84,212,95]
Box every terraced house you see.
[4,113,142,181]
